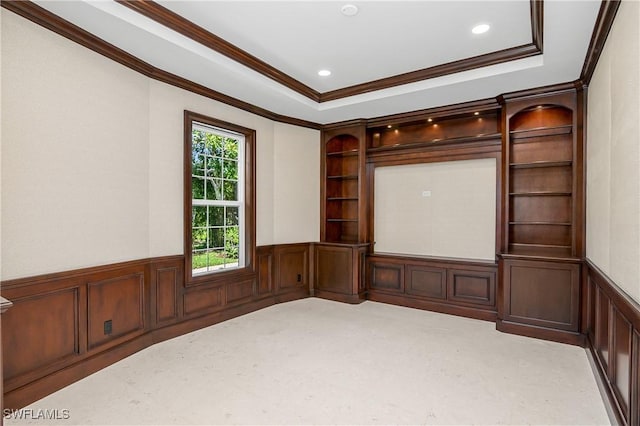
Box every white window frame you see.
[191,122,246,275]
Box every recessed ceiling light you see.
[387,125,392,129]
[318,69,331,77]
[472,24,490,34]
[341,4,358,16]
[427,118,433,122]
[474,112,480,116]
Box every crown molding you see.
[118,0,544,104]
[580,0,621,85]
[1,0,322,130]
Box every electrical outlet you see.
[297,274,302,282]
[104,320,112,335]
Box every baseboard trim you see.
[585,340,625,426]
[314,289,365,304]
[368,290,497,322]
[496,319,585,346]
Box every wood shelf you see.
[326,174,358,180]
[327,197,359,201]
[508,243,573,258]
[509,191,572,196]
[509,222,572,226]
[510,160,572,169]
[327,218,358,222]
[327,149,359,157]
[366,133,501,154]
[509,124,572,140]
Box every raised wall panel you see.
[315,245,352,293]
[503,260,579,331]
[226,279,255,304]
[155,267,178,324]
[586,262,640,426]
[612,308,632,421]
[87,274,144,350]
[2,288,78,379]
[447,269,496,307]
[183,286,222,316]
[369,261,404,293]
[276,245,309,290]
[257,247,274,295]
[595,287,611,370]
[632,330,639,426]
[406,265,446,300]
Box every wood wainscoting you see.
[1,243,311,410]
[367,254,497,322]
[585,260,640,426]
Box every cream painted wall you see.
[1,11,150,280]
[273,123,320,244]
[1,11,320,280]
[374,158,496,261]
[586,0,640,303]
[147,81,279,255]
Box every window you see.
[184,111,255,283]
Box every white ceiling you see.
[33,0,601,124]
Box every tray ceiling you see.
[26,0,601,124]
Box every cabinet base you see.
[496,319,586,346]
[314,289,366,304]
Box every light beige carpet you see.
[7,298,610,425]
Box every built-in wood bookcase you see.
[317,122,368,303]
[498,88,585,345]
[506,103,576,258]
[321,122,367,244]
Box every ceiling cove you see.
[117,0,543,103]
[1,1,613,127]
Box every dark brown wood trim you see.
[496,319,585,346]
[321,44,541,102]
[368,290,497,322]
[586,259,640,425]
[365,98,500,128]
[1,256,181,290]
[530,0,544,51]
[183,111,257,287]
[116,0,321,102]
[497,81,579,104]
[586,260,640,332]
[580,0,621,85]
[0,1,321,130]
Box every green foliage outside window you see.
[191,128,241,270]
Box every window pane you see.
[192,177,205,200]
[190,117,247,277]
[223,159,238,180]
[206,134,224,157]
[206,156,223,179]
[206,179,223,200]
[192,249,207,272]
[208,227,224,249]
[223,180,238,201]
[208,206,224,226]
[226,207,239,226]
[192,131,206,153]
[224,138,238,159]
[207,249,227,270]
[224,226,239,260]
[192,154,205,177]
[192,228,207,250]
[192,206,207,228]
